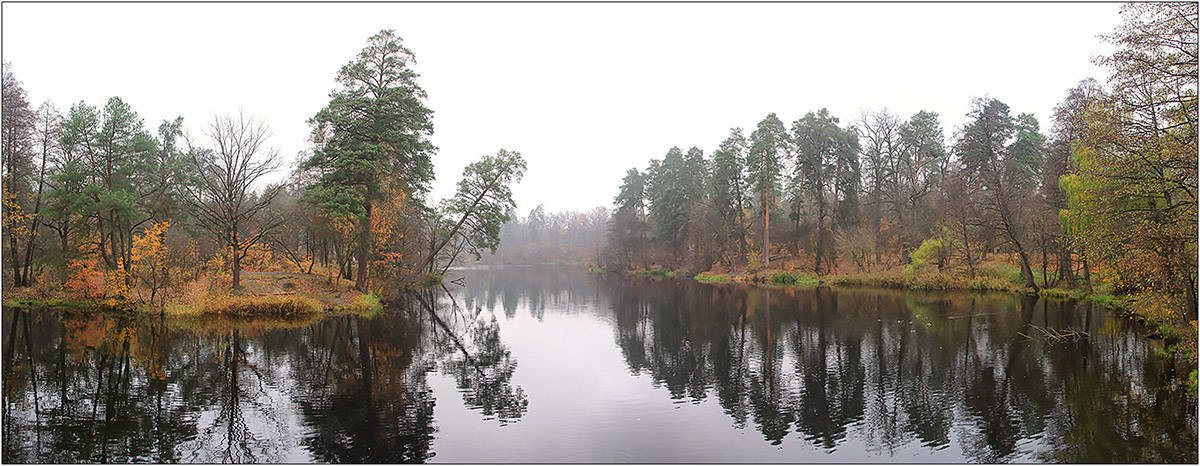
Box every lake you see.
[2,265,1196,463]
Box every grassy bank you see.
[4,271,385,319]
[625,269,678,279]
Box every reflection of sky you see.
[423,267,1195,463]
[427,297,968,463]
[182,347,314,463]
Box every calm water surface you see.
[2,266,1196,463]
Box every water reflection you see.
[2,266,1196,463]
[2,291,527,463]
[590,273,1196,462]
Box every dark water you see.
[2,266,1196,463]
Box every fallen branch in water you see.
[1021,324,1089,342]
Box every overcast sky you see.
[3,3,1122,214]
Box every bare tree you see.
[185,112,283,290]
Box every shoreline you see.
[596,265,1197,367]
[1,271,387,320]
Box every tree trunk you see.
[1057,240,1075,288]
[762,189,770,266]
[814,201,825,275]
[8,236,24,287]
[1040,242,1049,288]
[1016,248,1038,292]
[355,201,373,292]
[1082,256,1092,292]
[231,244,242,290]
[960,224,976,279]
[20,146,49,286]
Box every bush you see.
[905,237,953,275]
[979,262,1023,285]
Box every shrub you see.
[979,262,1023,285]
[905,237,953,275]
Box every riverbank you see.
[602,264,1197,367]
[3,271,384,318]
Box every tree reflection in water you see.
[1,287,529,463]
[587,270,1196,462]
[1,266,1196,463]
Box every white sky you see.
[2,3,1121,214]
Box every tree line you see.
[602,3,1196,319]
[1,29,527,302]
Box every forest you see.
[0,4,1196,339]
[1,30,528,311]
[599,3,1197,335]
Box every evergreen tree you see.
[793,109,858,273]
[954,98,1041,289]
[647,147,690,263]
[747,113,787,264]
[302,30,436,291]
[710,128,749,266]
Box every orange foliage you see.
[371,184,407,252]
[241,239,278,271]
[62,252,105,299]
[131,221,172,302]
[368,181,411,286]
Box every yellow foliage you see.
[241,239,276,271]
[104,266,130,300]
[1,184,31,240]
[131,221,174,303]
[132,222,169,268]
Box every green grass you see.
[768,271,820,287]
[335,293,383,317]
[693,272,730,284]
[4,298,97,309]
[627,269,676,279]
[1038,287,1082,300]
